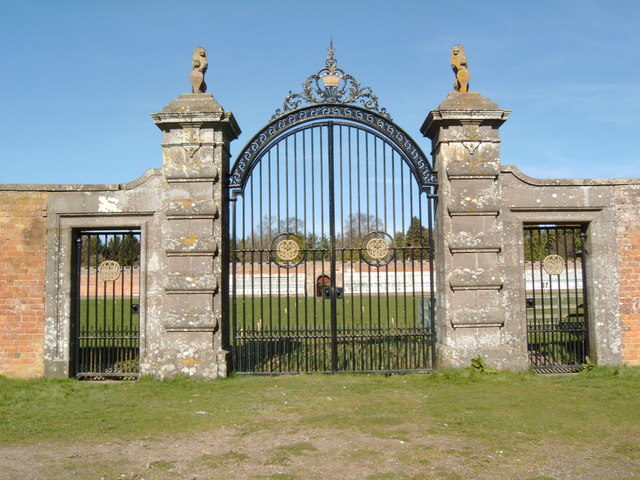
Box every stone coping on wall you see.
[2,165,639,192]
[502,165,640,187]
[0,168,161,192]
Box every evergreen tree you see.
[393,231,406,260]
[523,227,582,261]
[405,217,430,260]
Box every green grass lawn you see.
[525,290,583,318]
[1,368,639,479]
[233,294,432,331]
[1,368,638,446]
[77,298,140,333]
[77,295,429,333]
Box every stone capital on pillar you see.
[153,93,240,135]
[421,92,509,168]
[152,93,240,181]
[421,92,526,370]
[422,92,508,131]
[146,92,240,379]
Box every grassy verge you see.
[1,367,638,449]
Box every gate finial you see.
[322,39,339,87]
[326,39,336,68]
[272,41,391,120]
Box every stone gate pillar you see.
[151,92,240,378]
[421,92,527,370]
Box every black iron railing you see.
[73,229,141,379]
[524,224,588,372]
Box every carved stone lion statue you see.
[450,45,470,93]
[190,47,208,94]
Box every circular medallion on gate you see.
[542,254,565,275]
[272,233,304,269]
[277,239,299,261]
[98,260,121,282]
[367,237,389,259]
[360,232,395,267]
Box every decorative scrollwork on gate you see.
[230,104,435,191]
[360,232,395,267]
[272,41,390,121]
[271,233,304,269]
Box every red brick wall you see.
[616,185,640,366]
[79,267,140,297]
[0,191,48,377]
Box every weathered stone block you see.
[163,273,219,293]
[420,92,510,141]
[447,157,500,178]
[166,235,218,255]
[166,198,219,218]
[160,93,223,114]
[447,193,500,215]
[166,255,215,275]
[163,312,220,331]
[447,268,504,290]
[451,307,505,327]
[448,231,502,253]
[451,214,497,234]
[164,163,219,181]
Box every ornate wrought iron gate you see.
[524,224,589,372]
[226,45,436,373]
[72,229,141,378]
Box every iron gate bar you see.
[327,121,338,372]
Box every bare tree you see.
[242,215,305,251]
[341,212,384,248]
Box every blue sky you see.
[1,0,639,184]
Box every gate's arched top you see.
[229,42,436,192]
[229,104,435,191]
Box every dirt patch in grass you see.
[2,422,639,480]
